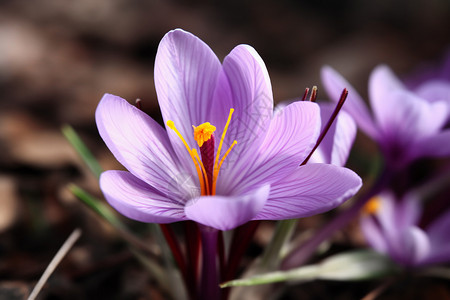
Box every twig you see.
[28,228,82,300]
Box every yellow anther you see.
[193,122,216,147]
[364,197,381,215]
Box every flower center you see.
[363,196,381,215]
[167,109,237,196]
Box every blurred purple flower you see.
[361,193,450,267]
[322,65,450,169]
[95,29,362,231]
[405,51,450,105]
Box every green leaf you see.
[62,124,103,178]
[69,184,124,229]
[221,250,397,288]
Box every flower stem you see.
[199,225,219,300]
[281,168,390,269]
[260,219,297,270]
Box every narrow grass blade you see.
[28,229,82,300]
[62,124,103,178]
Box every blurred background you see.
[0,0,449,299]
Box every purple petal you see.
[397,194,422,228]
[373,90,447,152]
[369,65,406,121]
[185,185,270,231]
[414,80,450,105]
[422,209,450,264]
[360,216,388,253]
[218,101,320,195]
[402,226,430,266]
[321,66,379,139]
[213,45,275,194]
[96,94,189,196]
[253,163,362,220]
[154,29,222,173]
[100,171,187,223]
[310,104,357,166]
[411,130,450,160]
[374,193,398,237]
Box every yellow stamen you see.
[167,120,206,195]
[363,196,381,215]
[193,122,216,147]
[192,149,210,196]
[212,109,235,195]
[218,140,237,171]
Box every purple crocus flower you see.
[96,29,362,231]
[361,192,450,267]
[321,65,450,169]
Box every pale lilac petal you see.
[218,101,320,195]
[375,193,399,237]
[423,209,450,264]
[154,29,222,173]
[310,104,357,166]
[369,65,406,125]
[402,226,430,266]
[360,216,388,253]
[185,185,270,231]
[100,171,187,223]
[426,209,450,248]
[414,80,450,105]
[397,195,422,228]
[218,44,273,146]
[373,90,447,151]
[421,244,450,265]
[410,130,450,160]
[253,164,362,220]
[321,66,379,139]
[96,94,190,196]
[213,45,275,193]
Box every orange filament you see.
[167,108,237,196]
[167,120,206,195]
[192,149,210,195]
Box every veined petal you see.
[213,45,275,193]
[253,164,362,220]
[374,90,447,150]
[310,104,357,166]
[219,101,320,195]
[100,171,187,223]
[321,66,379,139]
[96,94,190,197]
[154,29,222,172]
[185,185,270,231]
